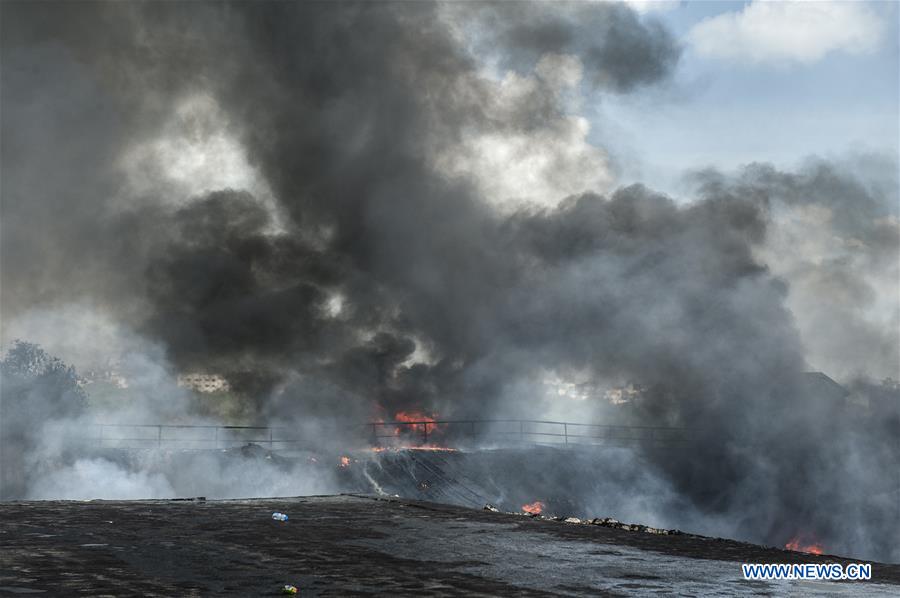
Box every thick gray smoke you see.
[1,1,897,562]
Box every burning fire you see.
[371,408,446,447]
[785,535,824,555]
[339,456,351,468]
[522,500,545,515]
[392,410,440,435]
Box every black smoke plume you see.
[1,1,897,561]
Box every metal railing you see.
[87,419,695,451]
[365,419,694,447]
[90,423,303,450]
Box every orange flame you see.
[393,410,439,434]
[339,456,351,468]
[785,535,824,555]
[522,500,545,515]
[371,407,445,449]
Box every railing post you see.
[214,426,219,449]
[157,425,162,448]
[423,422,429,445]
[269,427,273,450]
[564,423,568,446]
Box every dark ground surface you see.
[1,494,898,597]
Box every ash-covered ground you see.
[2,495,899,597]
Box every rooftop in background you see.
[176,372,231,393]
[2,495,898,596]
[802,371,851,401]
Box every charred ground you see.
[2,495,899,597]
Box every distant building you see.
[800,371,849,406]
[177,373,231,394]
[846,377,899,412]
[78,368,129,389]
[604,383,645,405]
[543,374,645,405]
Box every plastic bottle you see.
[272,512,289,521]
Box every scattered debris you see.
[483,503,683,536]
[281,584,298,594]
[226,443,291,465]
[272,512,289,522]
[587,517,682,536]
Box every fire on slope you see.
[785,534,825,555]
[522,500,545,515]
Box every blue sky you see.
[594,1,899,196]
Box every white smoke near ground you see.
[1,307,343,501]
[9,381,344,502]
[27,458,177,501]
[25,445,340,501]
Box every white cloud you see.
[620,0,680,14]
[688,1,884,65]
